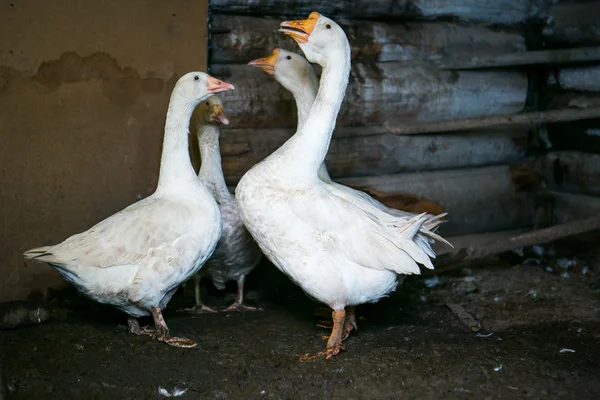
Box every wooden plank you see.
[550,191,600,225]
[550,65,600,92]
[440,47,600,70]
[538,151,600,196]
[219,127,530,184]
[210,15,526,64]
[543,91,600,110]
[543,1,600,47]
[210,0,539,24]
[213,62,527,129]
[335,165,540,236]
[385,108,600,135]
[432,229,527,256]
[434,214,600,270]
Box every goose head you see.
[197,95,230,126]
[247,48,317,95]
[279,12,349,67]
[171,72,235,107]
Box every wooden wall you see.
[537,0,600,224]
[209,0,549,237]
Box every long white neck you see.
[281,41,351,182]
[293,74,319,130]
[197,123,231,201]
[280,68,333,183]
[155,99,201,195]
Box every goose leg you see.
[299,309,346,361]
[224,276,258,312]
[326,309,346,359]
[319,306,357,342]
[151,307,197,348]
[321,306,357,341]
[127,317,155,336]
[180,276,218,314]
[342,306,357,341]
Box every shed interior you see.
[1,1,600,398]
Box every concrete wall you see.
[0,0,208,301]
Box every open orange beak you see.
[247,49,280,75]
[279,12,320,44]
[211,104,230,125]
[207,75,235,94]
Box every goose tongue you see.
[217,114,230,125]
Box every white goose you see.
[24,72,235,348]
[186,95,262,313]
[236,13,450,358]
[247,48,447,236]
[248,47,449,328]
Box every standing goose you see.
[24,72,234,348]
[236,13,450,358]
[248,48,450,331]
[186,95,262,313]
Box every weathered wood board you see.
[211,0,540,24]
[218,127,530,184]
[550,65,600,92]
[539,151,600,196]
[211,15,526,64]
[441,47,600,70]
[213,62,527,129]
[543,1,600,47]
[332,165,539,236]
[551,191,600,225]
[544,91,600,110]
[432,229,526,257]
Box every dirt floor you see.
[2,234,600,399]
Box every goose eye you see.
[325,24,331,29]
[206,102,209,105]
[286,55,292,60]
[194,76,199,81]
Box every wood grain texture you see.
[384,108,600,134]
[440,47,600,70]
[544,91,600,110]
[335,165,540,236]
[212,62,527,129]
[550,65,600,92]
[210,0,540,24]
[218,127,530,184]
[211,15,526,64]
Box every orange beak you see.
[247,49,280,75]
[279,12,320,44]
[207,75,235,94]
[211,104,230,125]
